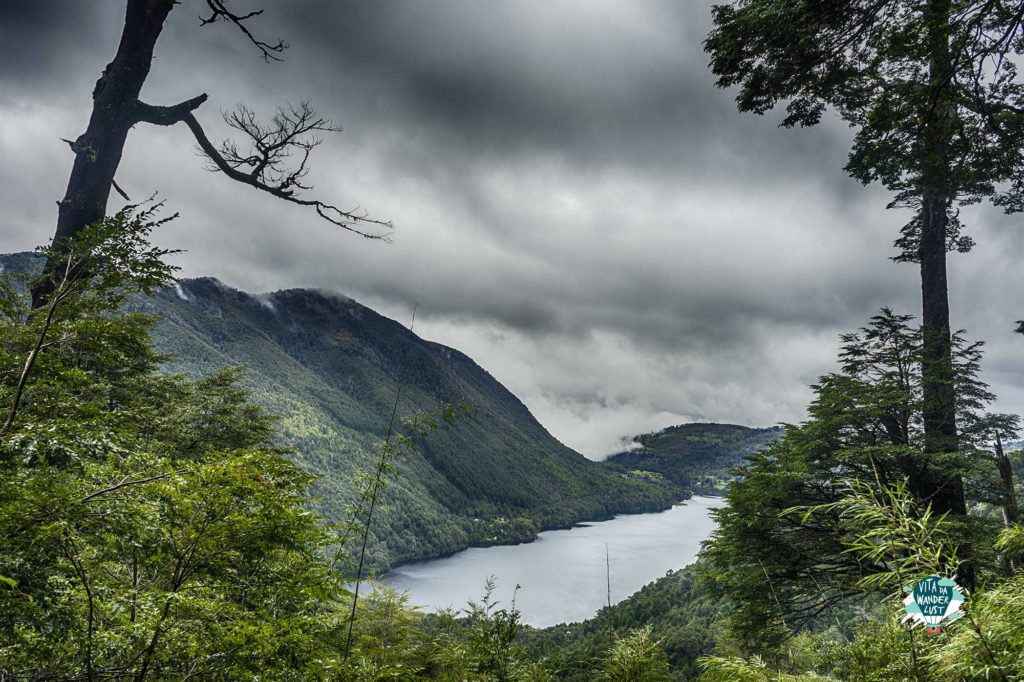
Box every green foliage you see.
[336,585,429,680]
[607,423,782,494]
[521,563,731,680]
[0,203,179,440]
[702,309,1015,649]
[699,653,833,682]
[599,626,672,681]
[795,479,960,594]
[817,618,917,682]
[705,0,1024,257]
[462,578,527,681]
[341,578,553,682]
[927,573,1024,680]
[697,574,1024,681]
[700,484,1024,682]
[0,214,344,678]
[993,522,1024,559]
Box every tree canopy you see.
[705,0,1024,562]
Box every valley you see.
[144,276,713,571]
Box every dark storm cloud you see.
[271,0,858,182]
[0,1,121,97]
[1,0,1021,456]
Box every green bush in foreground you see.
[0,207,345,678]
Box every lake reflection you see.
[380,495,722,627]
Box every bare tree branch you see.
[133,94,209,126]
[111,179,131,202]
[182,104,393,240]
[199,0,287,62]
[219,101,334,193]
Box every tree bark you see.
[919,192,959,459]
[914,0,972,587]
[918,0,959,461]
[32,0,175,308]
[916,191,965,523]
[994,433,1019,525]
[994,433,1020,570]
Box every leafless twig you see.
[199,0,287,62]
[131,95,392,240]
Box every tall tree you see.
[702,309,1016,647]
[705,0,1024,521]
[34,0,391,307]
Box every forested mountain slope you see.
[520,563,730,681]
[607,422,782,493]
[137,275,678,570]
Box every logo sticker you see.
[902,575,965,633]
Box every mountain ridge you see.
[2,251,776,572]
[139,270,684,571]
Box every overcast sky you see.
[2,0,1022,458]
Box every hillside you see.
[139,276,681,571]
[519,563,729,681]
[607,422,782,494]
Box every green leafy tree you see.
[599,625,672,682]
[337,585,428,681]
[464,578,527,681]
[705,0,1024,531]
[419,578,551,682]
[0,210,343,679]
[702,309,1015,649]
[700,490,1024,681]
[928,561,1024,679]
[426,608,478,680]
[699,655,831,682]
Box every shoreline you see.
[377,493,722,579]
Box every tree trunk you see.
[994,433,1020,570]
[918,0,960,460]
[994,433,1019,524]
[31,0,174,308]
[919,192,959,460]
[916,190,965,521]
[914,0,972,587]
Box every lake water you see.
[380,495,722,627]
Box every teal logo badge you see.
[902,576,965,633]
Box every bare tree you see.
[33,0,391,307]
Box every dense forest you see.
[3,0,1024,680]
[607,423,781,494]
[146,274,682,571]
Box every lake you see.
[380,495,722,627]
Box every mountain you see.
[607,422,782,494]
[136,276,680,571]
